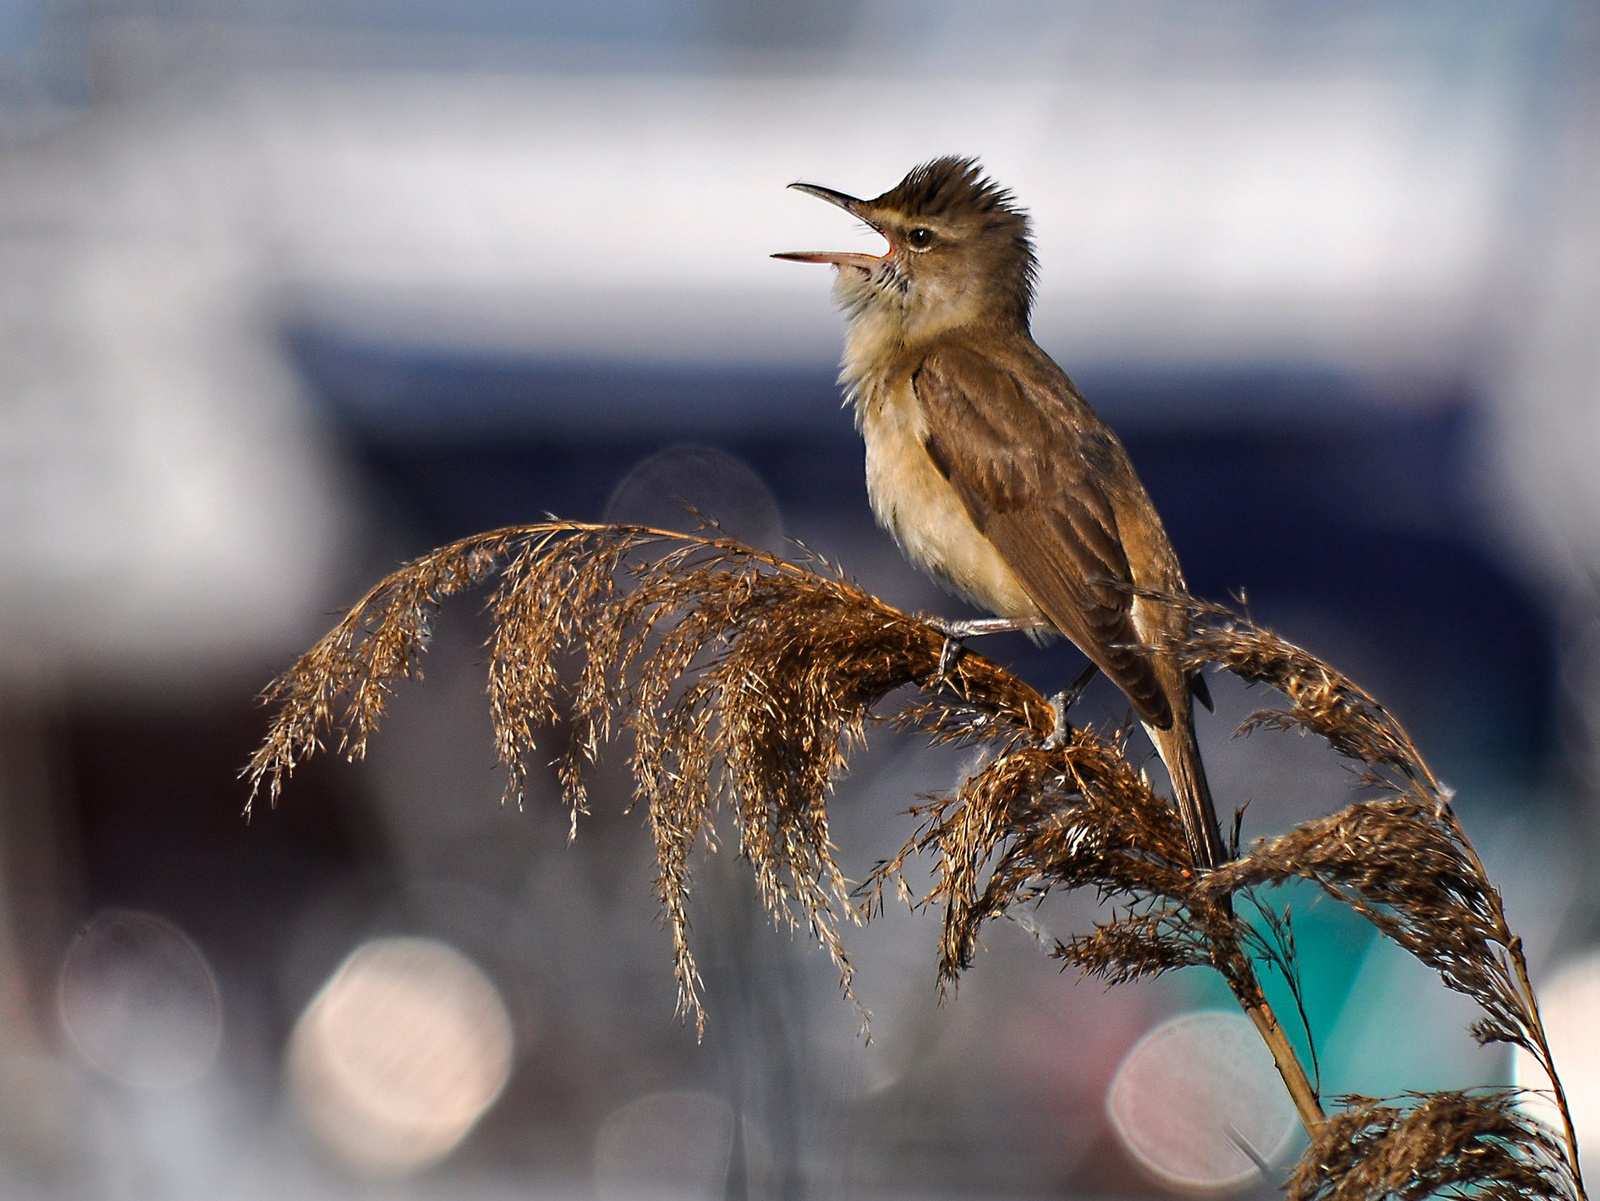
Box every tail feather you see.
[1146,705,1226,871]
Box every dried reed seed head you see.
[875,728,1240,990]
[245,528,524,813]
[1202,790,1539,1057]
[249,524,1586,1197]
[249,521,1068,1032]
[1287,1091,1575,1201]
[1054,906,1213,986]
[1150,595,1440,793]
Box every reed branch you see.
[248,522,1584,1199]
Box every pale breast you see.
[857,377,1044,623]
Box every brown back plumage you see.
[911,339,1174,727]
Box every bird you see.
[773,155,1226,870]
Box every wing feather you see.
[913,348,1172,726]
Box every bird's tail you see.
[1146,705,1227,871]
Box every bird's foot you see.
[921,615,1043,690]
[937,634,964,681]
[1043,662,1101,749]
[924,615,1045,641]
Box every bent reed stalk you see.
[248,521,1586,1201]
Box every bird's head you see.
[774,156,1037,342]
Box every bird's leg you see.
[922,615,1049,682]
[1044,661,1101,748]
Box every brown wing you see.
[912,346,1173,727]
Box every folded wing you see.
[912,346,1173,728]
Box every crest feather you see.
[873,156,1036,323]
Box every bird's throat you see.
[837,296,908,412]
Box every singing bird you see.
[774,155,1225,870]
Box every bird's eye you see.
[905,227,936,250]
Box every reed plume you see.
[249,522,1587,1199]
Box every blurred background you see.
[4,0,1600,1196]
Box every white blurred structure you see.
[1,27,1569,686]
[57,908,222,1089]
[286,936,514,1177]
[4,68,1517,371]
[1515,949,1600,1181]
[0,90,357,690]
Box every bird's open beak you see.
[772,182,887,269]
